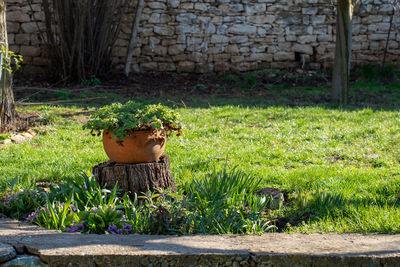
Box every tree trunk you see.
[0,0,16,133]
[332,0,353,104]
[125,0,144,77]
[92,155,176,199]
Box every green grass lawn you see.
[1,81,399,233]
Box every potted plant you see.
[84,102,182,163]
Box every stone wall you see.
[6,0,400,74]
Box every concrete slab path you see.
[0,218,399,266]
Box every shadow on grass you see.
[14,77,400,112]
[276,190,400,233]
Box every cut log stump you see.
[92,155,176,198]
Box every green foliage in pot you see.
[84,102,183,140]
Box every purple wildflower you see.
[70,204,77,212]
[107,225,118,233]
[66,225,79,233]
[123,224,132,234]
[24,210,38,223]
[77,223,85,231]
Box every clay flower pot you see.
[102,129,166,164]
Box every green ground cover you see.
[1,80,399,234]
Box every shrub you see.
[358,64,399,82]
[84,102,183,140]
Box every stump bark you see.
[92,154,176,198]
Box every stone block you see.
[312,15,326,25]
[7,10,30,22]
[249,15,275,24]
[195,63,213,73]
[7,22,20,33]
[33,11,44,21]
[286,25,313,35]
[239,47,250,53]
[245,4,266,13]
[276,12,301,24]
[195,3,208,11]
[229,4,244,12]
[230,36,249,44]
[274,51,294,61]
[168,45,185,55]
[317,34,333,42]
[21,22,42,33]
[257,27,267,37]
[176,13,196,24]
[33,57,49,66]
[148,13,160,23]
[249,53,273,62]
[302,7,318,15]
[15,33,30,45]
[214,62,230,72]
[167,0,180,8]
[217,24,228,35]
[177,25,200,34]
[159,62,176,71]
[226,44,239,53]
[141,62,158,71]
[228,24,257,34]
[211,35,229,44]
[369,33,387,41]
[298,35,317,44]
[213,54,230,61]
[148,2,166,9]
[293,44,313,55]
[177,61,195,72]
[154,26,174,36]
[20,45,41,57]
[231,55,244,63]
[181,3,194,9]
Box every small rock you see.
[21,132,33,139]
[255,187,284,209]
[0,243,16,263]
[27,129,37,137]
[1,255,46,267]
[3,139,12,145]
[10,135,25,144]
[9,242,25,254]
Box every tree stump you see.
[92,155,176,198]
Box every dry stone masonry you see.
[6,0,400,74]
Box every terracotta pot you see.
[102,129,166,164]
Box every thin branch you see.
[15,96,107,106]
[352,0,362,7]
[382,7,395,66]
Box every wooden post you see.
[92,155,176,198]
